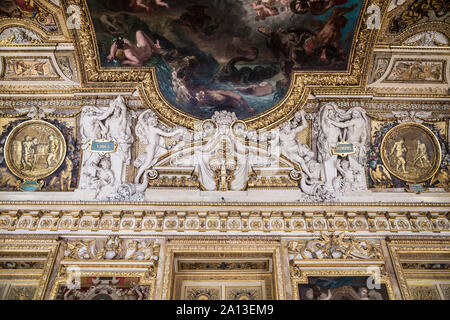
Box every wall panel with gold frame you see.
[160,238,285,300]
[387,237,450,300]
[48,236,161,300]
[0,236,59,300]
[285,234,396,300]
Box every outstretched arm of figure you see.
[107,42,117,61]
[389,145,396,156]
[96,119,107,133]
[330,119,352,129]
[155,0,169,8]
[154,127,184,138]
[294,113,308,134]
[97,105,115,121]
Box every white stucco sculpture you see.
[79,96,134,197]
[317,103,369,193]
[134,109,186,183]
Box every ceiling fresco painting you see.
[0,0,450,302]
[86,0,364,119]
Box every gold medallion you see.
[4,120,67,181]
[380,122,441,183]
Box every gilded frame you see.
[62,0,384,130]
[0,236,60,300]
[4,119,67,180]
[160,238,285,300]
[380,122,442,183]
[290,263,395,300]
[386,237,450,300]
[49,269,156,300]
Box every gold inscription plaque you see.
[4,120,67,180]
[380,122,441,183]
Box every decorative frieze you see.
[1,207,448,235]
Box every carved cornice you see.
[0,207,448,234]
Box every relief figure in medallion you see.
[390,138,407,173]
[413,139,430,168]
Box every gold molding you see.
[160,239,285,300]
[290,266,395,300]
[387,237,450,299]
[380,122,442,183]
[4,119,67,180]
[0,236,60,300]
[0,207,449,234]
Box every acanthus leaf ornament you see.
[64,236,160,262]
[287,232,383,260]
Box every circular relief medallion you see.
[4,120,66,180]
[380,122,441,183]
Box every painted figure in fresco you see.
[304,4,357,62]
[235,82,275,97]
[257,5,356,74]
[128,0,169,15]
[413,139,430,168]
[390,138,407,173]
[172,5,218,36]
[290,0,349,15]
[252,1,280,21]
[194,89,255,114]
[14,0,38,13]
[98,0,169,15]
[107,30,162,66]
[99,14,129,35]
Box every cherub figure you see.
[252,1,279,21]
[279,110,315,179]
[134,110,185,183]
[290,0,349,15]
[84,153,115,197]
[128,0,169,15]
